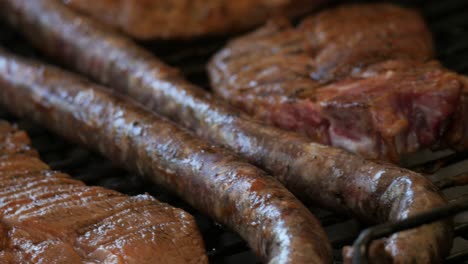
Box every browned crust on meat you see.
[447,76,468,149]
[209,10,434,115]
[0,0,453,262]
[0,50,332,263]
[0,120,208,264]
[207,4,463,161]
[63,0,326,39]
[297,3,434,80]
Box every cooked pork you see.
[209,3,466,161]
[0,120,207,264]
[61,0,327,39]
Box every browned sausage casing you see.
[0,51,332,264]
[0,0,453,262]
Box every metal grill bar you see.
[352,197,468,264]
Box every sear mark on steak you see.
[0,120,208,264]
[209,3,467,162]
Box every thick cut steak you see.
[0,120,207,264]
[209,3,465,161]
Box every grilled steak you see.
[0,1,453,262]
[208,3,466,161]
[447,76,468,151]
[0,50,332,264]
[0,120,207,264]
[61,0,326,39]
[293,3,434,81]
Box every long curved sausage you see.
[0,50,332,264]
[0,0,453,262]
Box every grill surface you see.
[0,0,468,263]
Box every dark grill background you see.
[0,0,467,263]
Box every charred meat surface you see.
[296,3,434,81]
[0,120,207,264]
[61,0,326,40]
[447,75,468,151]
[208,3,466,161]
[0,51,332,264]
[214,53,461,160]
[0,0,453,262]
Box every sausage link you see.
[0,50,332,264]
[0,0,453,262]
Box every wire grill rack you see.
[1,0,468,263]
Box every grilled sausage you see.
[0,0,453,262]
[0,50,332,264]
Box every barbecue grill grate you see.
[1,0,468,263]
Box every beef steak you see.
[0,120,207,264]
